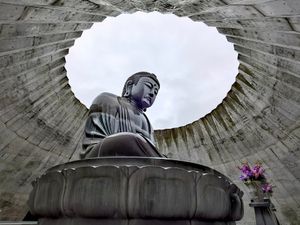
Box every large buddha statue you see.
[30,73,244,225]
[80,71,164,159]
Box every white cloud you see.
[65,12,238,129]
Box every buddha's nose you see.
[149,92,154,97]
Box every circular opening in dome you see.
[66,12,238,130]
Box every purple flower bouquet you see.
[238,161,273,200]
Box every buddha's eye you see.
[144,82,152,88]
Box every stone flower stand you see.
[28,157,244,225]
[249,198,280,225]
[246,181,280,225]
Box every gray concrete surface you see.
[0,1,299,224]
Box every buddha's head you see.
[122,72,160,111]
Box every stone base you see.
[39,218,237,225]
[28,157,244,224]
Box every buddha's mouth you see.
[143,97,151,104]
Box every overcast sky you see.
[65,12,238,130]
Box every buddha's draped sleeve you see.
[81,92,133,158]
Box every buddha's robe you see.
[80,92,163,159]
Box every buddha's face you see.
[130,77,159,110]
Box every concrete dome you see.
[0,0,299,224]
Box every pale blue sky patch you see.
[66,12,238,129]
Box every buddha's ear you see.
[123,80,133,97]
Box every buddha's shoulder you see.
[92,92,119,104]
[89,92,121,113]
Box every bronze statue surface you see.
[81,72,163,158]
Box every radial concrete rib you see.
[0,0,299,224]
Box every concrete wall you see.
[0,0,299,224]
